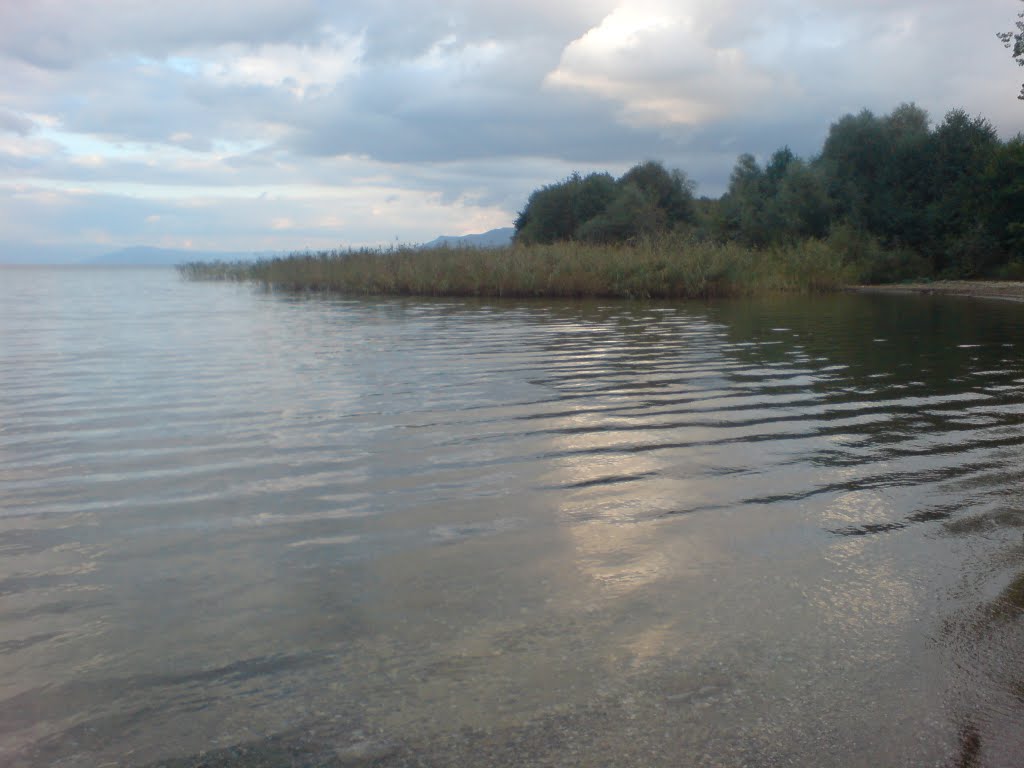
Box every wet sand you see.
[852,280,1024,302]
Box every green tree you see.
[818,109,887,232]
[618,160,697,226]
[772,159,832,241]
[514,181,573,244]
[715,153,768,245]
[998,1,1024,99]
[927,109,1000,274]
[514,161,696,245]
[764,146,796,192]
[514,172,616,244]
[987,136,1024,260]
[578,183,666,243]
[572,172,618,228]
[760,147,799,240]
[880,103,933,251]
[512,102,1023,279]
[716,148,830,246]
[817,104,932,249]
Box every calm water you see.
[2,267,1024,766]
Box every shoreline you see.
[850,280,1024,303]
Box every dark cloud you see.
[0,0,321,69]
[288,86,685,165]
[333,0,615,62]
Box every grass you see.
[178,236,851,299]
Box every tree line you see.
[513,104,1024,281]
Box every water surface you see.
[2,267,1024,766]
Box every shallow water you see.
[2,266,1024,766]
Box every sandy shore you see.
[851,280,1024,302]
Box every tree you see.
[578,183,666,243]
[514,172,616,244]
[817,109,887,232]
[817,105,932,248]
[715,148,830,246]
[572,172,618,228]
[618,161,696,226]
[764,146,796,191]
[998,1,1024,99]
[514,177,578,244]
[879,103,933,251]
[760,147,799,241]
[715,153,768,245]
[514,161,696,245]
[986,136,1024,260]
[772,160,832,241]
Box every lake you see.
[2,266,1024,766]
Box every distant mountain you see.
[2,233,518,266]
[90,246,261,266]
[0,241,109,265]
[420,227,514,249]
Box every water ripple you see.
[3,270,1024,765]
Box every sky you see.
[1,0,1023,259]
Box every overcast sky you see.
[2,0,1023,258]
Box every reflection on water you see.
[2,268,1024,765]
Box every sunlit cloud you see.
[547,3,795,127]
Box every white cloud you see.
[0,133,62,159]
[546,2,784,126]
[197,31,364,98]
[1,0,1022,257]
[70,154,105,168]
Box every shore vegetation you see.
[183,102,1024,298]
[179,236,850,299]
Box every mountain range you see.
[419,227,514,249]
[0,227,515,266]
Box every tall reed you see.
[179,236,850,299]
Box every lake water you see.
[2,266,1024,766]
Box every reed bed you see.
[179,237,850,299]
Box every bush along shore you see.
[179,236,853,300]
[183,100,1024,298]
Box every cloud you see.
[0,0,321,69]
[0,109,37,135]
[545,2,788,127]
[0,174,512,253]
[196,30,363,98]
[0,0,1022,256]
[280,29,696,165]
[337,0,617,63]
